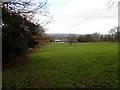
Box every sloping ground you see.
[2,42,118,88]
[3,48,36,70]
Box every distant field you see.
[3,42,118,88]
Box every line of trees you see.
[77,28,118,43]
[2,0,50,63]
[46,27,119,45]
[77,29,118,42]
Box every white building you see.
[54,39,68,43]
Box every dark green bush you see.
[2,6,43,63]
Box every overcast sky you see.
[43,0,118,34]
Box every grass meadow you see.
[3,42,118,88]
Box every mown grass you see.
[3,42,118,88]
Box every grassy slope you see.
[3,42,118,88]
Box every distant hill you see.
[46,33,84,37]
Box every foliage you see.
[3,42,118,88]
[2,5,44,63]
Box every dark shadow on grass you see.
[2,57,28,70]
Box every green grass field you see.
[3,42,118,88]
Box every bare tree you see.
[108,26,118,41]
[77,35,86,42]
[91,32,101,42]
[107,0,120,9]
[1,0,52,26]
[67,34,77,45]
[84,34,93,42]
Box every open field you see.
[3,42,118,88]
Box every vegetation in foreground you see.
[3,42,118,88]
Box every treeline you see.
[77,32,118,42]
[2,1,48,63]
[47,28,119,44]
